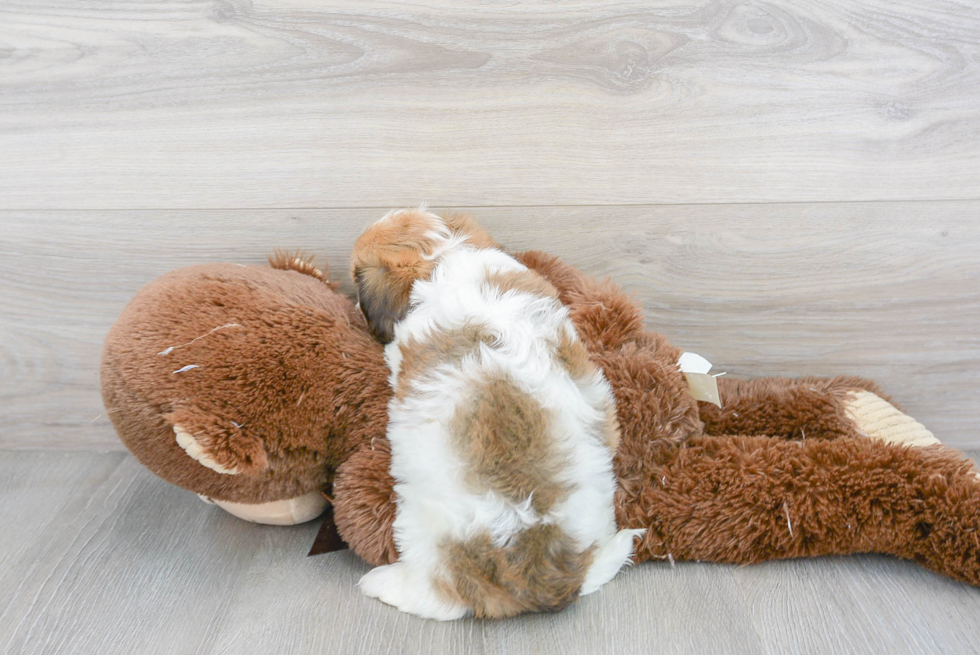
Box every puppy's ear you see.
[354,265,410,344]
[351,209,444,343]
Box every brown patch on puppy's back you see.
[396,324,498,399]
[485,269,560,300]
[451,375,569,515]
[441,525,594,618]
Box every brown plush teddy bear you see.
[101,245,980,591]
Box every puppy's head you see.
[351,208,498,343]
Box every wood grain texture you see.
[1,0,978,209]
[1,202,978,450]
[737,556,980,654]
[1,451,979,655]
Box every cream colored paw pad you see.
[211,491,329,526]
[174,426,239,475]
[843,391,939,448]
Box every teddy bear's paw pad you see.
[843,391,939,448]
[212,492,328,525]
[174,426,240,474]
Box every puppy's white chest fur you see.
[359,245,642,620]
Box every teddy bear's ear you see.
[268,249,336,288]
[164,407,268,476]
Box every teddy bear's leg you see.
[618,434,980,586]
[840,389,939,448]
[700,375,939,447]
[597,344,702,450]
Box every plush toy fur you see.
[101,258,390,522]
[102,246,980,589]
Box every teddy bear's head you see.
[101,258,392,524]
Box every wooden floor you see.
[2,0,980,652]
[3,450,980,655]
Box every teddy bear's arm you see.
[617,433,980,586]
[333,440,400,567]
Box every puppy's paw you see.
[359,564,468,621]
[843,391,939,448]
[359,563,406,602]
[581,528,647,595]
[174,426,240,474]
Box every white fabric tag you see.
[678,352,722,407]
[678,352,713,375]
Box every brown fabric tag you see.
[308,504,348,556]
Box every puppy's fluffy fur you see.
[351,209,643,620]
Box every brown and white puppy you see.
[351,208,643,620]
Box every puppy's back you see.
[354,211,639,619]
[388,249,635,617]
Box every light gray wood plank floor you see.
[2,450,979,655]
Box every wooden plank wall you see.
[1,0,978,449]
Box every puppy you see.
[351,208,643,620]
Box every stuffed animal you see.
[101,253,391,525]
[101,244,980,592]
